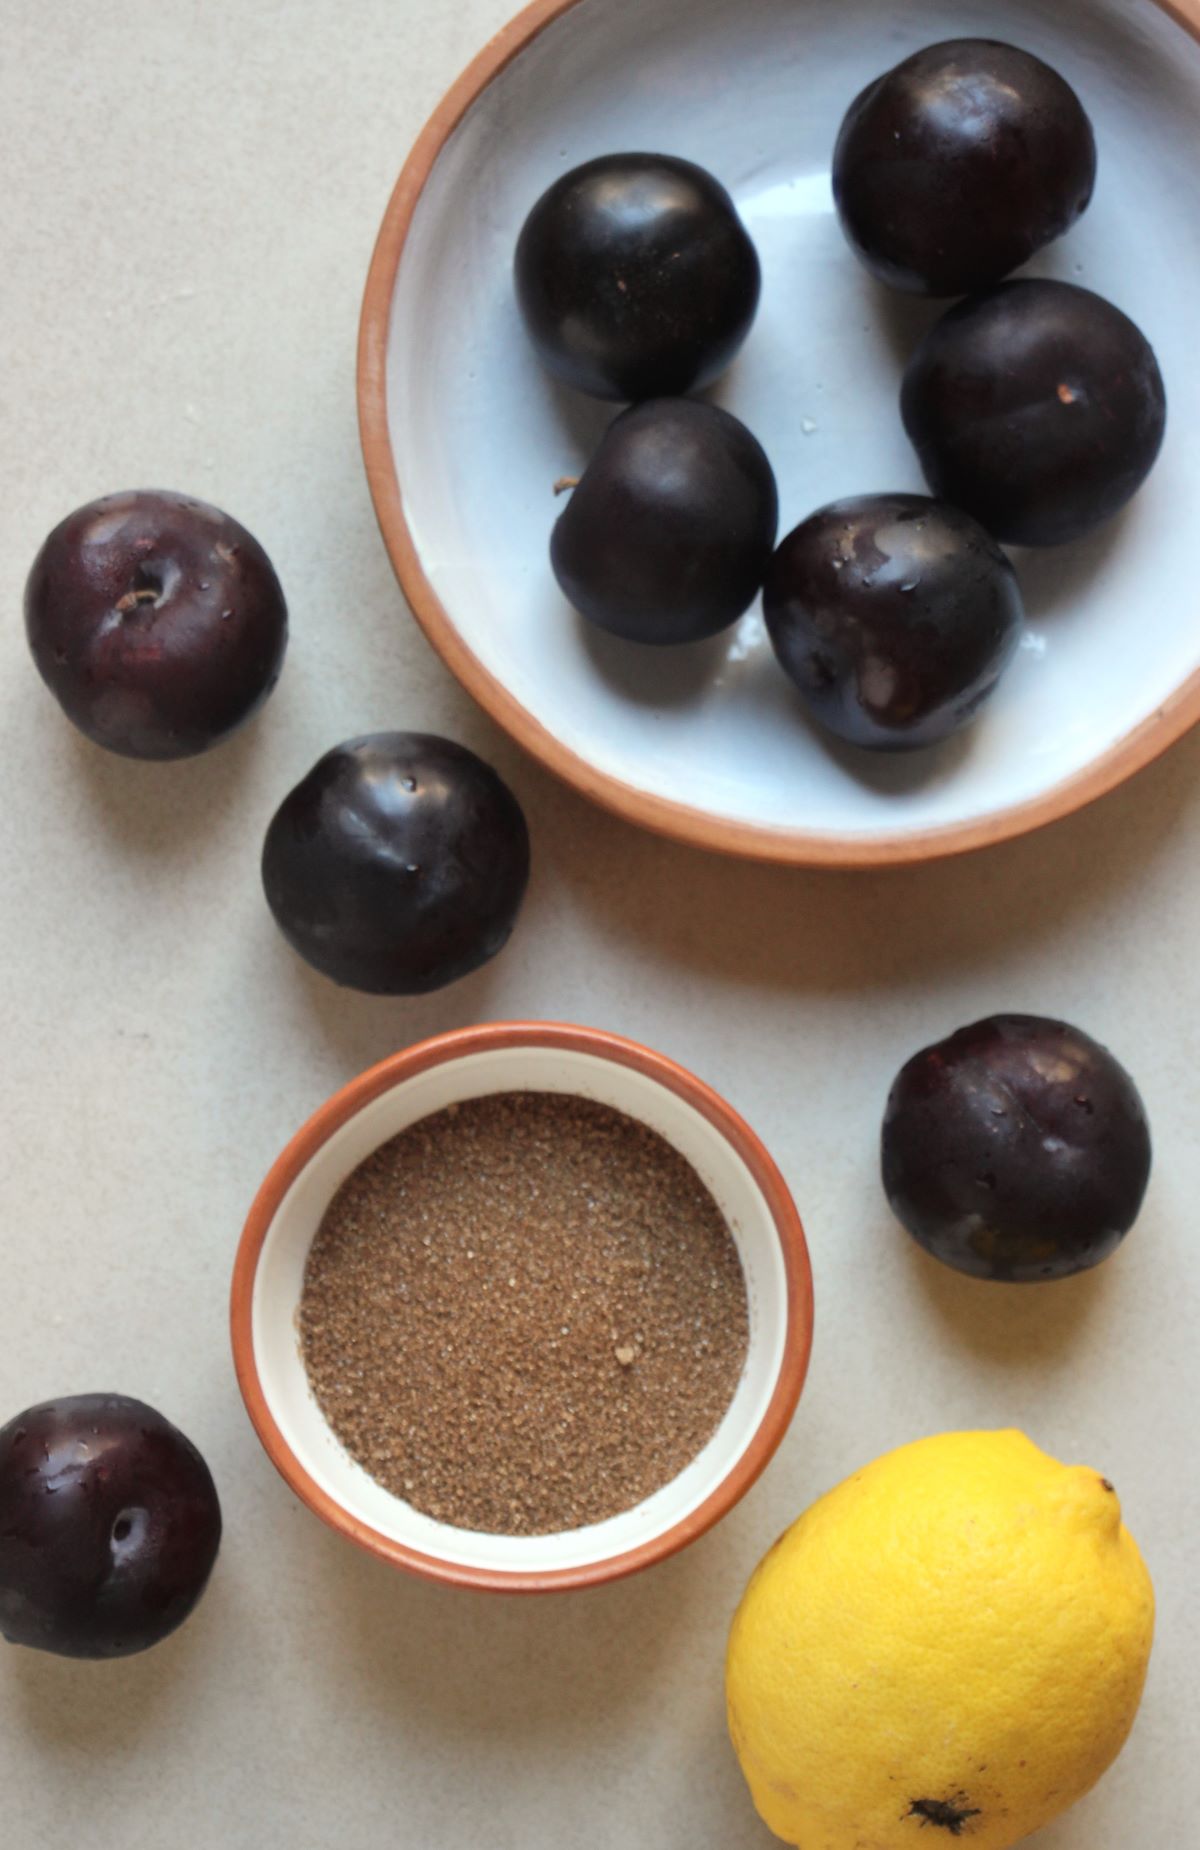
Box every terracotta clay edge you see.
[229,1020,814,1592]
[355,0,1200,868]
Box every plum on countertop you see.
[882,1014,1151,1282]
[0,1394,221,1659]
[262,732,531,995]
[24,489,287,759]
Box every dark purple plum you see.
[552,399,778,645]
[515,153,760,401]
[25,489,287,759]
[833,39,1096,297]
[763,493,1022,750]
[882,1014,1152,1282]
[902,281,1167,545]
[0,1394,221,1659]
[262,732,530,994]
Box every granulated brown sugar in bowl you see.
[298,1091,750,1535]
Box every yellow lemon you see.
[725,1430,1153,1850]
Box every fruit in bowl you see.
[551,399,778,645]
[902,281,1167,545]
[763,493,1023,750]
[0,1394,221,1659]
[262,732,531,994]
[833,39,1097,297]
[515,153,760,401]
[25,489,288,759]
[882,1013,1152,1280]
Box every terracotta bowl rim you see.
[355,0,1200,869]
[230,1019,815,1593]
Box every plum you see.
[0,1394,221,1658]
[833,39,1096,296]
[882,1014,1152,1281]
[25,489,287,758]
[763,493,1023,749]
[551,399,778,645]
[262,732,530,994]
[515,153,760,400]
[901,281,1167,545]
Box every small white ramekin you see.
[231,1022,813,1592]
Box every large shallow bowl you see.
[231,1023,813,1593]
[359,0,1200,866]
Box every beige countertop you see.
[1,2,1196,1845]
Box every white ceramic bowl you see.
[359,0,1200,865]
[231,1024,813,1592]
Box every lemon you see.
[725,1431,1153,1850]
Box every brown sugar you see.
[298,1091,749,1534]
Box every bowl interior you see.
[252,1044,793,1576]
[382,0,1200,853]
